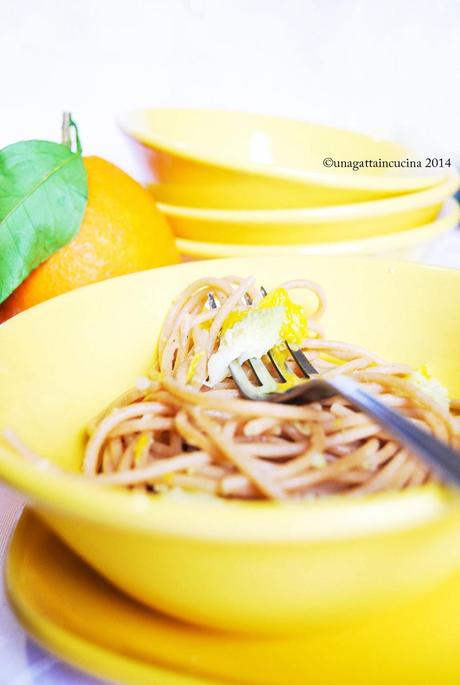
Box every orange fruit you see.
[0,156,179,323]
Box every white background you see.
[1,0,459,179]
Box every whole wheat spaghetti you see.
[77,276,459,500]
[7,276,460,500]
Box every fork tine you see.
[229,361,268,400]
[208,292,218,310]
[267,350,286,381]
[287,343,319,377]
[247,358,278,390]
[259,285,318,379]
[268,347,303,386]
[258,286,286,381]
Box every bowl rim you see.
[157,172,460,225]
[118,107,448,192]
[176,199,460,257]
[1,256,460,542]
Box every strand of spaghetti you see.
[157,277,235,359]
[194,410,285,499]
[402,407,449,442]
[109,438,123,471]
[322,412,373,433]
[102,446,115,474]
[109,417,174,437]
[375,394,408,407]
[354,371,455,434]
[391,457,419,489]
[352,450,409,494]
[169,473,219,494]
[227,274,262,303]
[206,277,255,357]
[303,339,386,363]
[220,474,258,497]
[161,377,329,421]
[222,420,237,440]
[158,299,206,378]
[281,423,311,441]
[280,279,327,320]
[243,417,280,436]
[283,439,379,491]
[117,441,135,472]
[324,424,381,448]
[333,470,370,484]
[366,364,413,375]
[93,451,210,485]
[86,387,151,434]
[174,410,216,453]
[275,424,327,479]
[145,389,186,408]
[320,357,371,378]
[408,463,429,486]
[364,441,399,471]
[151,431,183,458]
[160,302,200,379]
[173,313,195,381]
[188,327,209,387]
[84,402,172,475]
[329,402,355,417]
[237,441,308,459]
[3,429,57,468]
[197,463,230,478]
[203,388,241,399]
[135,434,153,469]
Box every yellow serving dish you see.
[177,199,459,260]
[158,172,459,245]
[119,109,448,209]
[1,257,460,635]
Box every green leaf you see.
[0,140,88,303]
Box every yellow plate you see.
[119,108,448,209]
[8,509,460,685]
[1,257,460,634]
[177,198,459,259]
[158,172,459,244]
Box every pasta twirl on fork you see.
[77,275,459,500]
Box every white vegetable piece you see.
[207,305,285,387]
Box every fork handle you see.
[330,375,460,487]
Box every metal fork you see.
[208,292,460,486]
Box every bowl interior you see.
[120,109,443,184]
[0,256,459,537]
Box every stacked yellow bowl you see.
[119,109,459,260]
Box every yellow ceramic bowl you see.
[119,109,448,209]
[177,199,459,261]
[159,172,459,245]
[1,257,460,635]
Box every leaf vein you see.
[0,153,78,229]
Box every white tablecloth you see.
[1,229,460,685]
[0,486,102,685]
